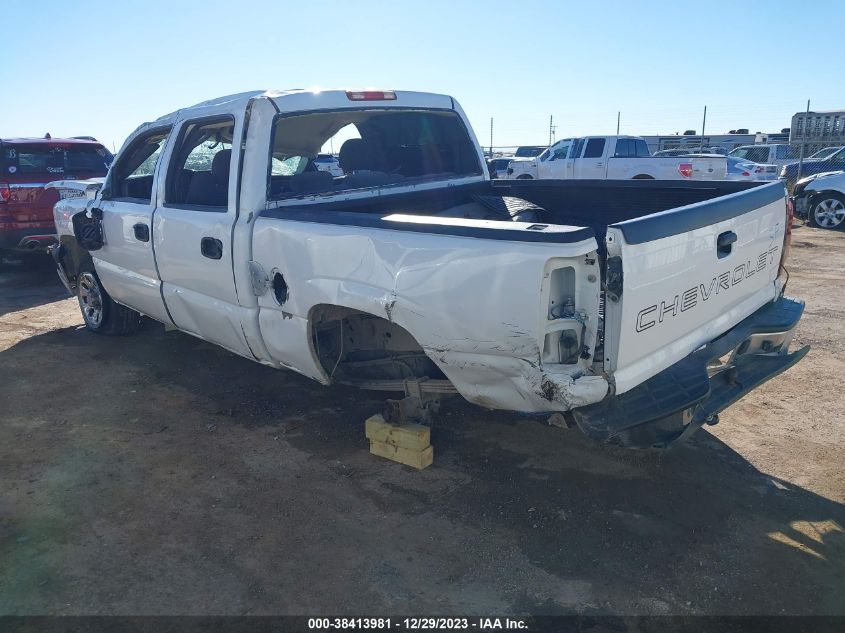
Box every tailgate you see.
[602,182,787,395]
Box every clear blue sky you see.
[2,0,842,151]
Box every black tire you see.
[77,262,142,335]
[807,193,845,230]
[632,174,655,179]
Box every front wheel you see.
[809,193,845,230]
[77,263,142,335]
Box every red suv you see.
[1,136,112,257]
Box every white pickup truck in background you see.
[505,135,727,181]
[47,89,806,449]
[728,143,801,168]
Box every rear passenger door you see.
[94,127,173,324]
[152,114,253,358]
[575,138,607,179]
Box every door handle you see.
[717,231,737,258]
[133,223,150,242]
[201,237,223,260]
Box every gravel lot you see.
[0,224,843,616]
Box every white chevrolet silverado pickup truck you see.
[505,135,727,181]
[48,89,807,448]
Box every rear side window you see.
[105,128,171,202]
[614,139,632,157]
[635,140,651,157]
[3,143,111,177]
[583,138,606,159]
[775,145,799,160]
[731,147,769,163]
[166,117,235,209]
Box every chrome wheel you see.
[78,272,104,328]
[812,196,845,229]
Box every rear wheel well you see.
[309,305,447,389]
[632,174,655,179]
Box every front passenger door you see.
[94,127,173,324]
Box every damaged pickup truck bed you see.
[49,89,807,448]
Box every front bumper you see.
[791,194,809,218]
[572,295,808,448]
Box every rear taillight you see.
[780,197,795,277]
[345,90,397,101]
[741,171,751,177]
[0,183,10,203]
[678,163,693,178]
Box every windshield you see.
[809,147,844,160]
[268,109,482,200]
[514,146,545,157]
[2,143,112,176]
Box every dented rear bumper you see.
[572,295,807,448]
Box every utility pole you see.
[489,117,494,159]
[616,111,621,135]
[797,99,810,181]
[549,115,556,146]
[700,106,707,151]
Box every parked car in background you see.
[728,144,800,168]
[313,154,343,177]
[792,171,845,230]
[506,135,727,181]
[513,145,546,158]
[807,146,844,161]
[487,157,513,179]
[722,156,779,181]
[1,136,112,257]
[780,147,845,191]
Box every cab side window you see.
[583,138,606,159]
[166,118,235,209]
[614,139,632,157]
[634,139,651,157]
[106,128,171,202]
[551,143,571,160]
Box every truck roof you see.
[155,89,455,122]
[0,137,104,145]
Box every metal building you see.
[790,110,845,155]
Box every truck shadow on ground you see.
[0,322,843,615]
[0,255,68,316]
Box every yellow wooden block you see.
[364,414,430,451]
[369,440,434,470]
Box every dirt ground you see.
[0,224,843,616]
